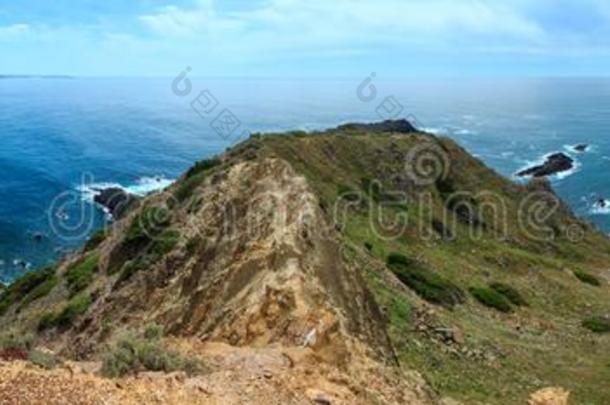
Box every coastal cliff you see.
[0,121,608,404]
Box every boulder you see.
[93,188,138,218]
[517,153,574,177]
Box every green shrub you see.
[151,230,180,257]
[185,236,203,256]
[101,330,206,378]
[387,253,465,308]
[387,253,413,267]
[582,316,610,333]
[143,323,164,341]
[0,332,35,351]
[84,229,108,252]
[108,206,172,274]
[364,242,373,252]
[489,282,528,306]
[65,253,99,296]
[0,267,57,315]
[174,173,206,202]
[126,207,171,244]
[29,349,60,369]
[573,270,601,287]
[18,275,58,310]
[185,158,221,179]
[337,184,359,201]
[470,287,513,313]
[38,293,92,330]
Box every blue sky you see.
[1,0,609,77]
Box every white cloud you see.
[0,23,30,40]
[138,0,546,48]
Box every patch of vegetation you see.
[582,316,610,334]
[101,327,206,378]
[489,282,527,306]
[151,230,180,257]
[469,287,513,313]
[364,242,373,252]
[108,206,173,274]
[185,157,221,179]
[174,173,207,202]
[573,270,601,287]
[84,229,108,252]
[185,236,203,256]
[38,293,92,330]
[387,253,465,308]
[0,267,57,315]
[65,253,99,296]
[126,206,172,244]
[0,332,35,351]
[337,183,359,201]
[29,349,60,369]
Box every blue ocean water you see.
[1,77,609,282]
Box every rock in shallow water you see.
[93,187,138,218]
[517,153,574,178]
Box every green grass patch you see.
[582,316,610,333]
[0,267,57,315]
[38,293,92,330]
[386,253,465,308]
[65,253,99,296]
[469,287,513,313]
[489,282,528,307]
[84,229,108,252]
[185,157,221,179]
[573,270,601,287]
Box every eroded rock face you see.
[527,387,570,405]
[517,153,574,177]
[79,157,393,365]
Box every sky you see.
[1,0,609,77]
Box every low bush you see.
[108,206,172,274]
[573,270,601,287]
[0,267,57,315]
[470,287,513,313]
[489,282,528,306]
[101,328,205,378]
[582,316,610,333]
[387,253,465,308]
[29,349,60,369]
[84,229,108,252]
[65,253,99,296]
[0,332,35,351]
[185,158,221,179]
[38,293,92,330]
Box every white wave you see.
[563,144,593,154]
[421,127,448,135]
[454,129,476,136]
[78,176,174,203]
[590,199,610,215]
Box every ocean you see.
[1,76,609,282]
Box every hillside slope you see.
[1,121,609,404]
